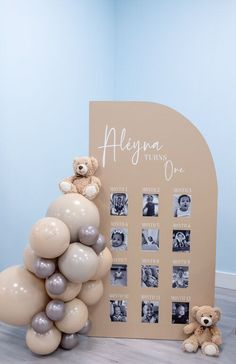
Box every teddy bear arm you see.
[59,176,77,193]
[184,322,198,335]
[91,176,101,188]
[211,327,222,345]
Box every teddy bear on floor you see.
[59,156,101,200]
[182,305,222,357]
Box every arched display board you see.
[89,102,217,340]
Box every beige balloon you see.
[55,298,88,334]
[78,279,104,306]
[91,247,113,280]
[46,280,82,302]
[58,243,98,283]
[0,266,49,326]
[29,217,70,259]
[23,245,38,274]
[26,326,61,355]
[46,193,100,242]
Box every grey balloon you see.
[78,226,99,246]
[31,312,53,334]
[78,319,92,335]
[34,257,56,279]
[45,272,67,295]
[60,333,79,350]
[46,300,65,321]
[92,234,106,255]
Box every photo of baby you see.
[110,193,128,216]
[110,228,128,251]
[110,300,127,322]
[141,229,159,251]
[143,194,159,217]
[173,194,191,217]
[141,301,159,323]
[172,266,189,288]
[110,264,127,287]
[141,265,159,288]
[172,230,191,252]
[172,302,189,324]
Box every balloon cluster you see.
[0,193,112,355]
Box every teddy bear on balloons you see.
[0,157,112,355]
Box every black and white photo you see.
[110,264,127,287]
[110,193,128,216]
[141,301,159,323]
[110,300,127,322]
[143,194,159,217]
[173,194,191,217]
[172,302,189,324]
[110,227,128,251]
[172,230,191,252]
[141,265,159,288]
[172,266,189,288]
[141,229,159,251]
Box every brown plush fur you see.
[183,305,222,357]
[59,156,101,200]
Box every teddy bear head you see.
[73,156,98,177]
[191,305,221,327]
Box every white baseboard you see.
[215,271,236,290]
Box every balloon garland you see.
[0,192,112,355]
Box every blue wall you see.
[114,0,236,274]
[0,0,235,274]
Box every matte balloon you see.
[46,300,65,321]
[26,326,61,355]
[55,298,88,334]
[46,193,100,242]
[46,280,82,302]
[45,272,67,295]
[78,280,104,306]
[29,217,70,258]
[0,266,48,326]
[31,312,53,334]
[58,243,98,283]
[92,234,106,255]
[91,247,113,280]
[23,245,38,274]
[78,225,99,246]
[34,257,56,279]
[60,333,79,350]
[79,319,92,335]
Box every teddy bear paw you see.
[60,181,74,193]
[184,343,195,353]
[84,185,98,200]
[202,343,219,357]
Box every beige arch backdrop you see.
[89,101,217,340]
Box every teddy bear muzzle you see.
[201,317,212,327]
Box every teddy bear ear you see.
[90,157,98,171]
[191,306,199,317]
[213,307,221,321]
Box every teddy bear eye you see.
[209,315,212,318]
[85,162,88,165]
[201,314,204,317]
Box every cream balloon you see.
[46,280,82,302]
[23,245,38,274]
[26,326,61,355]
[91,247,113,280]
[29,217,70,259]
[55,298,88,334]
[78,279,104,306]
[58,243,98,283]
[0,266,49,326]
[46,193,100,242]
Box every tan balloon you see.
[23,245,38,274]
[58,243,98,283]
[29,217,70,259]
[0,266,49,326]
[46,193,100,242]
[26,326,61,355]
[55,298,88,334]
[91,247,113,280]
[78,279,104,306]
[46,280,82,302]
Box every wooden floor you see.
[0,287,235,364]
